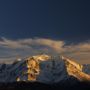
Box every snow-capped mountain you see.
[0,54,90,84]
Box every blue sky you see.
[0,0,90,63]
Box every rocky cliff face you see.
[62,56,90,81]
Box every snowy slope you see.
[0,54,90,84]
[83,64,90,74]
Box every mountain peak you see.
[26,54,51,61]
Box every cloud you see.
[0,37,90,64]
[63,42,90,64]
[0,37,30,49]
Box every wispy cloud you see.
[0,37,90,64]
[0,37,30,49]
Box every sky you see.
[0,0,90,64]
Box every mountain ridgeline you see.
[0,54,90,84]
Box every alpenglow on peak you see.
[0,54,90,84]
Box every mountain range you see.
[0,54,90,84]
